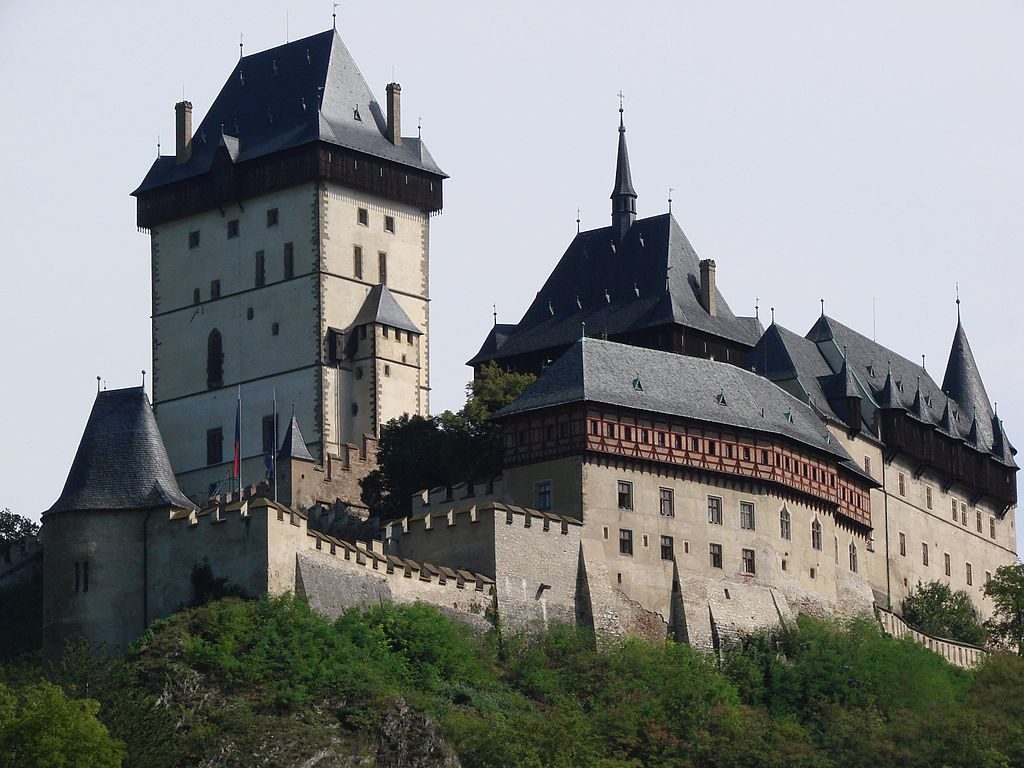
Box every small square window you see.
[266,208,279,227]
[227,219,239,239]
[617,481,633,510]
[710,543,723,569]
[384,364,391,377]
[619,529,633,556]
[357,207,369,226]
[188,230,200,248]
[384,215,395,233]
[382,326,389,339]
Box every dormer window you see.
[353,106,362,121]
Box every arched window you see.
[779,507,791,540]
[811,519,822,551]
[207,329,224,389]
[849,541,858,573]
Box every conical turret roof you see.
[941,319,994,427]
[610,109,637,201]
[47,387,195,515]
[278,415,315,462]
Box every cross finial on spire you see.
[922,354,926,370]
[820,298,825,317]
[754,297,759,321]
[770,306,775,324]
[492,304,497,326]
[668,186,673,214]
[333,2,339,30]
[576,208,581,233]
[239,33,244,59]
[417,116,422,139]
[955,281,961,321]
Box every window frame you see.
[535,480,552,512]
[707,495,723,525]
[619,528,633,556]
[741,548,756,575]
[740,501,756,530]
[811,519,822,550]
[659,487,674,517]
[779,507,791,540]
[709,542,723,569]
[660,535,674,561]
[617,481,634,511]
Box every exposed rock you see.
[375,699,461,768]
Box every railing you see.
[876,606,986,669]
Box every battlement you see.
[305,529,495,593]
[0,535,43,587]
[171,496,307,527]
[413,476,503,510]
[389,501,580,542]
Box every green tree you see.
[984,562,1024,655]
[902,580,986,645]
[0,509,39,543]
[360,364,535,519]
[0,680,125,768]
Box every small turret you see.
[610,103,637,242]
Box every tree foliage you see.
[0,679,125,768]
[984,562,1024,655]
[361,363,535,519]
[0,508,39,543]
[901,580,986,645]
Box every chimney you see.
[385,83,401,146]
[175,101,193,165]
[699,259,717,317]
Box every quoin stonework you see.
[23,28,1016,663]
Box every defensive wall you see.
[877,606,986,669]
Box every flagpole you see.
[273,387,278,503]
[236,384,242,498]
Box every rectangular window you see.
[210,279,221,299]
[710,543,723,569]
[193,288,200,305]
[864,456,871,475]
[990,517,996,539]
[742,446,751,462]
[227,219,239,238]
[780,509,791,540]
[619,529,633,556]
[206,427,223,466]
[961,503,967,526]
[898,473,906,496]
[849,543,858,573]
[966,562,973,586]
[922,542,929,567]
[384,215,395,233]
[952,498,958,521]
[266,208,279,227]
[659,487,674,517]
[707,496,723,525]
[382,326,389,339]
[708,441,717,456]
[379,252,387,285]
[535,481,552,511]
[740,501,755,530]
[742,548,756,575]
[606,423,616,438]
[660,535,674,561]
[283,243,294,279]
[944,552,951,577]
[976,510,982,533]
[986,571,992,585]
[357,207,368,226]
[899,532,906,556]
[617,481,633,510]
[812,521,822,550]
[354,246,363,279]
[82,561,88,593]
[926,486,933,509]
[255,250,265,287]
[690,436,700,451]
[74,562,80,593]
[188,230,200,248]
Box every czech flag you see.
[233,398,241,479]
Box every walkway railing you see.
[876,607,986,669]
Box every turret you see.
[610,105,637,242]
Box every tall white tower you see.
[133,30,445,503]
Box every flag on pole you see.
[233,397,241,480]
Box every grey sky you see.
[1,1,1021,544]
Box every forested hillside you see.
[3,597,1024,767]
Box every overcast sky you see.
[1,1,1021,539]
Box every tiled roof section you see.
[349,284,421,334]
[278,415,315,462]
[470,324,518,365]
[495,338,851,461]
[806,315,1015,467]
[47,387,196,515]
[134,30,445,195]
[468,214,760,365]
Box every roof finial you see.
[843,344,848,360]
[618,90,625,125]
[333,2,339,30]
[417,116,422,139]
[820,298,825,317]
[921,354,926,371]
[492,304,497,326]
[576,208,581,233]
[157,133,160,158]
[581,321,586,340]
[754,297,759,321]
[96,376,101,394]
[142,369,146,388]
[239,32,244,60]
[770,306,775,325]
[955,281,961,322]
[668,186,673,214]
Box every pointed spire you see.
[610,94,637,242]
[941,314,993,428]
[278,414,314,462]
[876,365,904,410]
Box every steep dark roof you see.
[278,415,315,462]
[47,388,196,515]
[349,284,421,334]
[469,214,760,365]
[941,320,993,431]
[496,338,851,461]
[134,30,444,196]
[611,110,637,200]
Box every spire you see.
[610,94,637,242]
[941,315,993,427]
[278,414,315,462]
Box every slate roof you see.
[495,338,851,462]
[349,284,421,334]
[134,30,444,196]
[611,111,637,200]
[754,314,1014,468]
[278,415,315,462]
[47,387,196,515]
[469,213,761,365]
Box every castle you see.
[28,29,1017,662]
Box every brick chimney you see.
[385,83,401,146]
[175,101,193,165]
[699,259,717,317]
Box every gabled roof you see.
[134,30,444,196]
[47,387,196,515]
[349,284,421,335]
[469,213,760,365]
[495,338,851,462]
[278,415,315,462]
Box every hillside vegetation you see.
[4,596,1024,767]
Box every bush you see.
[902,580,986,645]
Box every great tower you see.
[133,30,446,503]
